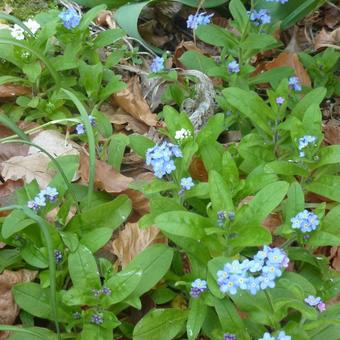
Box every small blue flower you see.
[219,278,238,295]
[75,123,85,135]
[228,60,240,74]
[224,334,236,340]
[248,259,264,273]
[266,0,288,3]
[276,96,285,105]
[150,56,165,72]
[276,331,291,340]
[259,332,275,340]
[217,210,226,226]
[27,200,39,211]
[89,115,96,127]
[54,249,63,264]
[180,177,194,191]
[304,295,321,306]
[247,277,261,295]
[186,12,214,29]
[42,186,59,202]
[90,313,103,325]
[262,265,282,280]
[288,76,302,91]
[59,8,81,29]
[291,210,319,233]
[72,311,81,319]
[34,193,46,207]
[101,287,111,295]
[258,275,276,289]
[249,9,271,25]
[92,289,101,297]
[190,279,207,298]
[298,135,317,157]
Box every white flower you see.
[24,19,40,34]
[10,25,25,40]
[175,128,191,141]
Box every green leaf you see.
[67,195,131,233]
[13,283,68,322]
[291,87,326,119]
[93,29,125,48]
[22,62,42,83]
[80,228,113,253]
[241,33,280,56]
[79,61,103,99]
[305,176,340,203]
[5,326,57,340]
[229,0,249,34]
[2,210,35,239]
[133,308,188,340]
[315,145,340,168]
[125,244,174,299]
[106,267,142,304]
[309,232,340,247]
[223,87,273,135]
[80,324,112,340]
[108,133,129,171]
[179,51,217,72]
[78,4,107,30]
[68,244,101,289]
[323,205,340,234]
[264,160,308,176]
[209,170,234,213]
[284,182,304,222]
[195,24,239,49]
[155,211,214,240]
[248,67,294,87]
[98,74,126,101]
[187,298,207,340]
[234,181,289,227]
[129,134,154,158]
[0,249,22,272]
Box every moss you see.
[0,0,57,20]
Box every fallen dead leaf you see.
[0,179,24,217]
[323,119,340,145]
[79,153,133,194]
[189,157,208,182]
[0,85,31,99]
[0,269,37,338]
[314,28,340,50]
[96,10,116,28]
[0,130,79,188]
[139,20,171,48]
[111,76,158,127]
[258,52,311,87]
[112,222,167,267]
[331,246,340,271]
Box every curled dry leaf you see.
[0,269,37,336]
[95,10,116,28]
[0,130,79,188]
[112,222,167,267]
[111,76,158,127]
[260,52,311,86]
[314,28,340,51]
[189,157,208,182]
[0,85,31,99]
[323,119,340,145]
[79,153,133,194]
[330,246,340,271]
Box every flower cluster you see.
[217,247,289,296]
[75,115,96,135]
[146,142,182,178]
[10,19,40,40]
[186,12,214,30]
[27,187,59,211]
[288,76,302,92]
[150,56,165,72]
[90,313,103,325]
[224,334,236,340]
[291,210,319,233]
[304,295,326,312]
[259,331,291,340]
[59,8,81,29]
[190,279,207,298]
[92,287,112,297]
[298,135,317,157]
[54,250,63,264]
[175,128,191,141]
[217,211,226,226]
[228,60,240,74]
[249,9,271,25]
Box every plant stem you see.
[280,235,297,249]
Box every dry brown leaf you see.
[261,52,311,86]
[111,76,158,127]
[0,85,31,99]
[0,130,79,188]
[0,269,37,334]
[95,10,116,28]
[323,119,340,145]
[139,20,171,48]
[314,28,340,50]
[189,157,208,182]
[112,222,167,267]
[79,153,133,194]
[0,180,24,217]
[331,246,340,271]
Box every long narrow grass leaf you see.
[0,114,29,141]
